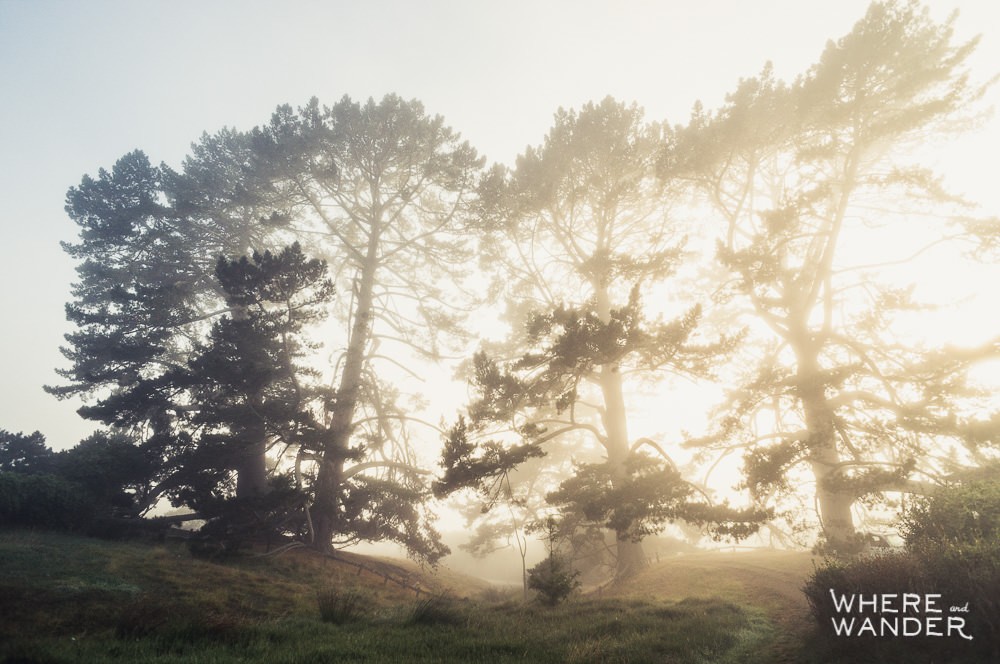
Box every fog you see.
[2,2,1000,660]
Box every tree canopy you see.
[668,0,999,551]
[38,0,1000,578]
[436,98,766,580]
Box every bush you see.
[188,477,307,556]
[902,481,1000,651]
[902,479,1000,547]
[407,594,463,626]
[803,551,926,626]
[0,472,92,530]
[527,553,581,606]
[803,481,1000,662]
[316,586,370,624]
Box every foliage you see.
[0,430,54,474]
[51,94,480,562]
[406,593,464,626]
[440,98,759,581]
[55,430,158,518]
[333,474,448,564]
[527,554,580,607]
[902,481,1000,649]
[0,472,89,530]
[0,429,158,531]
[673,0,999,550]
[251,95,481,561]
[525,517,580,606]
[188,475,308,556]
[173,243,335,505]
[433,415,545,500]
[803,480,1000,661]
[902,478,1000,546]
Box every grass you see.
[0,529,783,663]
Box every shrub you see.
[406,594,463,626]
[803,551,926,626]
[316,586,369,624]
[902,479,1000,547]
[527,553,581,606]
[0,472,92,530]
[803,481,1000,662]
[901,481,1000,650]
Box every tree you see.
[0,428,157,530]
[51,96,483,563]
[0,430,53,474]
[50,236,335,545]
[171,243,335,525]
[251,95,484,559]
[526,517,580,606]
[436,415,574,599]
[668,0,999,551]
[437,98,765,581]
[47,138,281,496]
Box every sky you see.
[0,0,998,451]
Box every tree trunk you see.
[311,216,382,551]
[595,285,648,581]
[235,437,269,497]
[812,461,857,549]
[231,305,270,499]
[797,347,856,551]
[615,538,648,579]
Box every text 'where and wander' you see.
[827,590,973,640]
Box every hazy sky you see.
[1,0,998,449]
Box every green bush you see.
[0,472,92,530]
[527,553,581,606]
[902,481,1000,651]
[803,551,925,626]
[803,481,1000,662]
[902,479,1000,546]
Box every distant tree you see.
[437,416,573,600]
[437,98,766,581]
[0,430,53,474]
[53,430,158,518]
[668,0,999,551]
[0,429,156,529]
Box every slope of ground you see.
[0,529,802,662]
[0,528,486,631]
[606,549,821,662]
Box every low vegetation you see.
[803,481,1000,663]
[1,529,785,663]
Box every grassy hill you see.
[607,550,820,663]
[0,530,820,663]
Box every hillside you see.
[610,549,816,615]
[0,529,815,663]
[607,550,821,663]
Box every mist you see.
[2,1,1000,661]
